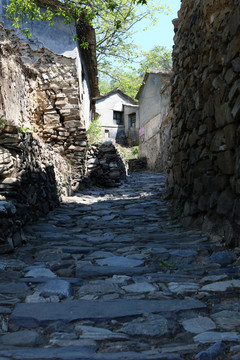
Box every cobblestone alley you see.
[0,172,240,360]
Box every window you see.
[105,129,110,138]
[129,113,136,127]
[113,111,123,125]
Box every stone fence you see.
[168,0,240,246]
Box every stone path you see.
[0,172,240,360]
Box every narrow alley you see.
[0,172,239,359]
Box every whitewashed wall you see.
[96,92,138,143]
[1,0,92,125]
[138,71,172,171]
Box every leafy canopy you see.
[6,0,155,39]
[139,45,172,75]
[94,0,170,70]
[99,45,172,99]
[99,70,142,99]
[6,0,170,64]
[6,0,172,98]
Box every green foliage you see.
[6,1,170,78]
[6,0,172,99]
[6,0,84,38]
[96,0,170,76]
[98,79,112,95]
[18,126,32,134]
[132,145,139,156]
[159,259,178,268]
[0,117,6,128]
[139,45,172,75]
[99,45,172,98]
[79,41,89,50]
[116,145,138,160]
[0,118,33,133]
[6,0,166,44]
[87,116,102,144]
[99,70,142,99]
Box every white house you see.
[136,69,172,171]
[95,89,139,145]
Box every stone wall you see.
[0,124,70,253]
[86,142,127,187]
[168,0,240,246]
[0,24,89,188]
[0,13,99,252]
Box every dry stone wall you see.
[86,142,127,187]
[0,124,70,254]
[0,24,88,188]
[168,0,240,246]
[0,20,96,252]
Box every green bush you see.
[87,116,102,145]
[132,146,139,156]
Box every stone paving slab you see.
[51,246,94,254]
[0,348,184,360]
[194,331,240,343]
[0,346,97,360]
[0,282,29,294]
[76,265,156,277]
[19,276,84,285]
[96,255,144,267]
[200,279,240,292]
[11,299,206,326]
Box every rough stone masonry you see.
[0,3,99,252]
[168,0,240,246]
[0,22,93,188]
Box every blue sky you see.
[132,0,181,51]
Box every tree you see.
[6,0,170,67]
[99,45,172,98]
[6,0,171,99]
[94,0,170,74]
[139,45,172,75]
[99,70,142,99]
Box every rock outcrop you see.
[168,0,240,246]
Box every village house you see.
[136,68,172,171]
[95,88,139,146]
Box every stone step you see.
[75,264,157,277]
[11,299,206,327]
[0,347,183,360]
